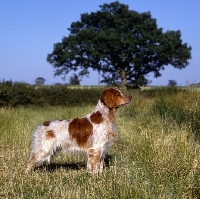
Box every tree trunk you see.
[121,69,127,90]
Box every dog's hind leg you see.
[25,152,38,172]
[25,134,58,173]
[25,148,59,172]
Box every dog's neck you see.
[94,100,118,124]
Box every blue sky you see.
[0,0,199,86]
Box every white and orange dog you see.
[25,87,132,175]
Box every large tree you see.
[47,1,192,89]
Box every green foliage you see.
[0,82,104,107]
[47,1,191,89]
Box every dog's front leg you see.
[99,155,105,173]
[87,148,102,176]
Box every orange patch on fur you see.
[101,88,132,109]
[100,88,122,108]
[46,130,55,139]
[108,131,116,140]
[88,149,101,159]
[100,89,114,108]
[43,121,51,126]
[90,111,103,124]
[69,118,93,147]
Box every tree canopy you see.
[47,1,192,88]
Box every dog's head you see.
[100,87,132,109]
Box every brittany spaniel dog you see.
[25,87,132,175]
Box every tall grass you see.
[152,87,200,140]
[0,88,200,198]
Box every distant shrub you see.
[168,79,177,87]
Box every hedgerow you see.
[0,82,105,107]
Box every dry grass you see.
[0,89,200,198]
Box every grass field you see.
[0,88,200,198]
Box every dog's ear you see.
[100,89,114,108]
